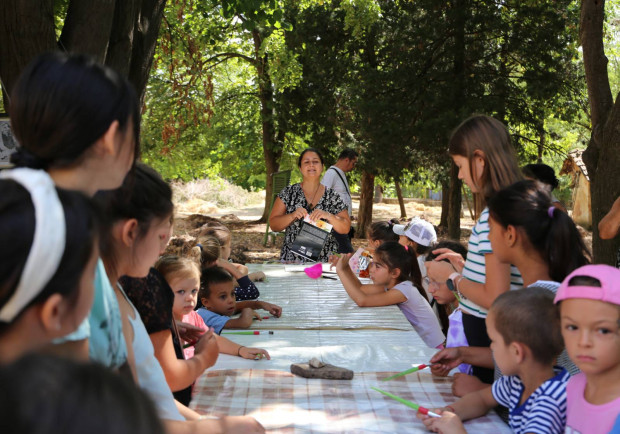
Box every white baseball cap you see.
[392,218,437,247]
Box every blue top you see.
[611,414,620,434]
[492,367,569,434]
[55,259,127,369]
[196,307,230,335]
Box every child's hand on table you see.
[239,346,271,360]
[259,301,282,317]
[417,409,466,434]
[240,308,261,322]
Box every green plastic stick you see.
[371,387,440,417]
[381,364,429,381]
[222,331,260,335]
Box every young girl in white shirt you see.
[331,241,444,348]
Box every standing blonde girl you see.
[426,115,523,388]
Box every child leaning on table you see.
[418,287,569,434]
[196,266,282,335]
[330,241,445,349]
[199,222,266,299]
[554,265,620,434]
[155,256,270,361]
[198,230,264,301]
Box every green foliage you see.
[260,29,303,91]
[340,0,381,39]
[141,0,589,201]
[605,0,620,96]
[282,0,585,180]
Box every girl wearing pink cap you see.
[555,264,620,433]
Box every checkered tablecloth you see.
[191,369,510,433]
[247,265,413,331]
[211,330,437,373]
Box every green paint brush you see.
[371,387,441,417]
[381,364,433,381]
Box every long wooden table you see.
[191,264,510,433]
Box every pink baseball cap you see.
[554,264,620,306]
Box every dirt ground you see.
[172,196,593,264]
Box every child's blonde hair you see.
[155,255,200,284]
[449,115,522,213]
[199,222,231,248]
[164,235,201,264]
[197,235,221,265]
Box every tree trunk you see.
[0,0,56,96]
[127,0,168,104]
[252,29,283,223]
[537,115,545,163]
[580,0,620,264]
[496,41,508,124]
[439,176,449,228]
[356,171,375,239]
[105,0,141,76]
[0,0,164,107]
[394,180,406,218]
[447,163,462,240]
[59,0,116,62]
[590,97,620,264]
[445,0,466,239]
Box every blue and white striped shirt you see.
[492,367,569,434]
[460,207,523,318]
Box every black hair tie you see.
[10,148,48,170]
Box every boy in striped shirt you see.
[418,287,569,433]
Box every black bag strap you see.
[329,167,350,197]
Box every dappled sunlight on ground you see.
[172,197,591,264]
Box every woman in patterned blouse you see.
[269,148,351,262]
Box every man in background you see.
[321,149,358,253]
